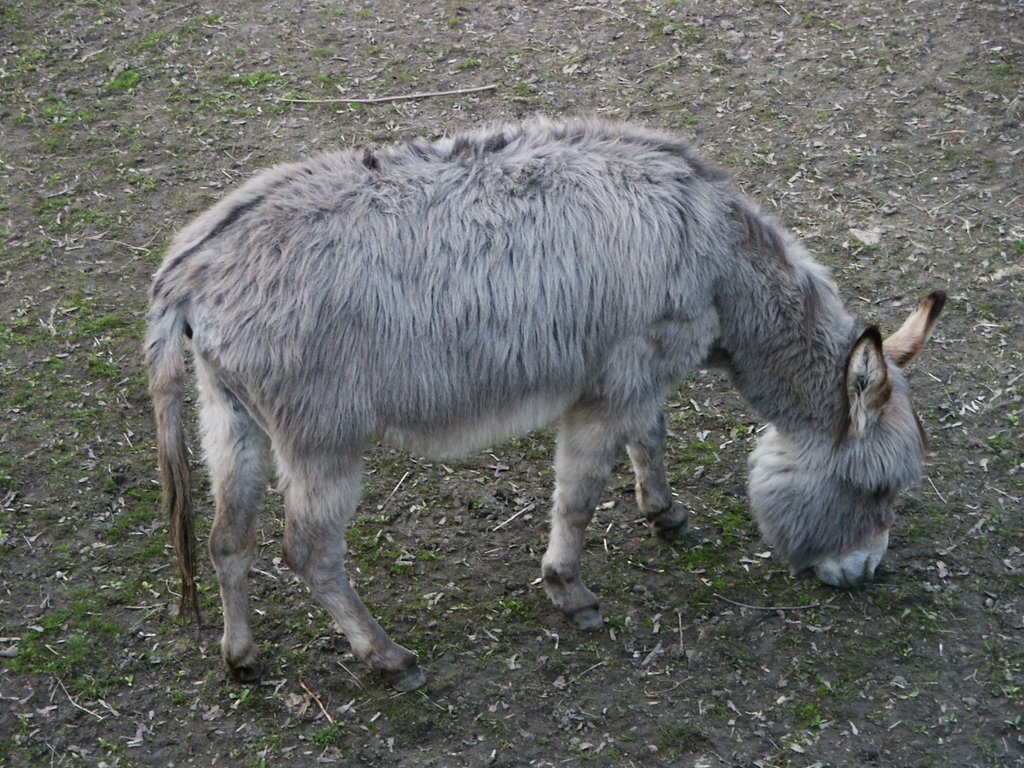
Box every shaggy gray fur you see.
[146,117,943,689]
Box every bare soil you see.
[1,1,1022,766]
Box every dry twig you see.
[300,680,335,724]
[493,503,535,531]
[274,84,498,106]
[640,46,684,74]
[56,677,104,721]
[713,594,820,612]
[377,471,410,511]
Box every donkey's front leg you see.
[281,456,426,692]
[542,405,622,630]
[626,411,689,541]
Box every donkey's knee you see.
[209,516,255,563]
[281,517,333,580]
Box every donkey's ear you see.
[883,290,946,368]
[847,326,891,436]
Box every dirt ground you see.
[1,1,1022,766]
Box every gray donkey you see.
[146,118,944,691]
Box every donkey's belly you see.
[382,391,574,458]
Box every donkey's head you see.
[748,291,946,587]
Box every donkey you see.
[146,117,944,691]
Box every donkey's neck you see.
[714,237,856,436]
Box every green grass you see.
[299,716,354,745]
[674,544,729,572]
[792,700,827,729]
[132,30,169,53]
[107,495,160,542]
[109,69,143,92]
[226,72,284,91]
[12,589,124,699]
[657,723,707,755]
[493,596,540,623]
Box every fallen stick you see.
[300,680,335,724]
[274,83,498,106]
[714,593,821,612]
[56,677,105,721]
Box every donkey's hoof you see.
[570,606,604,631]
[655,518,690,543]
[385,663,427,692]
[226,657,264,684]
[648,503,690,542]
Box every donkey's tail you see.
[144,302,200,623]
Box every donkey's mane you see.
[715,187,855,438]
[375,117,732,183]
[729,199,792,271]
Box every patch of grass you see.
[511,81,535,101]
[658,723,708,754]
[226,72,284,92]
[676,438,718,464]
[107,496,159,542]
[793,700,827,729]
[494,596,539,623]
[133,30,169,54]
[674,544,729,572]
[802,12,850,33]
[12,590,123,698]
[100,576,159,607]
[313,73,350,90]
[711,498,751,548]
[347,515,408,574]
[14,47,47,73]
[86,352,121,382]
[663,22,704,44]
[318,4,346,19]
[108,69,143,92]
[67,306,133,338]
[1,5,23,26]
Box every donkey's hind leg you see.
[198,366,270,683]
[542,404,623,630]
[626,411,689,541]
[279,453,425,692]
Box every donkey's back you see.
[151,119,730,455]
